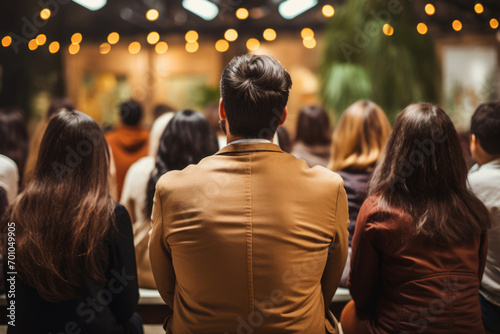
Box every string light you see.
[452,20,462,31]
[425,3,435,16]
[68,43,80,55]
[2,36,12,47]
[71,33,82,44]
[383,24,394,36]
[155,41,168,54]
[322,5,334,18]
[301,28,314,40]
[246,38,260,51]
[185,30,199,43]
[224,29,238,42]
[417,23,428,35]
[215,39,229,52]
[107,32,119,44]
[128,41,141,54]
[263,28,277,41]
[147,31,160,44]
[40,8,51,20]
[28,39,38,50]
[303,38,316,49]
[491,18,499,29]
[185,41,199,53]
[474,3,484,14]
[36,34,46,45]
[146,9,159,21]
[99,42,111,54]
[48,41,60,53]
[236,8,249,20]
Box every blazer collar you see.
[216,142,284,155]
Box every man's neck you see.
[477,154,500,166]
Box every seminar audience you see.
[106,100,149,198]
[0,107,28,187]
[23,98,74,185]
[2,110,142,333]
[328,100,391,286]
[468,100,500,333]
[341,103,490,334]
[149,54,349,333]
[291,105,331,167]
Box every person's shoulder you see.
[127,156,154,175]
[113,202,130,220]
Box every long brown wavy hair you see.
[2,110,115,302]
[369,103,490,243]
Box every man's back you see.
[150,142,348,333]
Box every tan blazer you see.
[149,142,349,333]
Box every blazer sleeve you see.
[347,198,380,316]
[321,179,349,308]
[149,180,176,315]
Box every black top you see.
[7,203,140,334]
[337,169,372,246]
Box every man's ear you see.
[470,133,477,154]
[219,98,227,121]
[278,106,288,126]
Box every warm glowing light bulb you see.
[322,5,334,18]
[383,23,394,36]
[452,20,462,31]
[491,18,499,29]
[417,23,428,35]
[28,39,38,50]
[36,34,47,45]
[48,41,60,53]
[215,39,229,52]
[147,31,160,44]
[263,28,277,41]
[146,9,159,21]
[474,3,484,14]
[68,43,80,55]
[425,3,435,15]
[128,41,141,54]
[185,30,199,42]
[246,38,260,51]
[224,29,238,42]
[99,42,111,54]
[40,8,51,20]
[301,28,314,40]
[71,33,82,44]
[303,38,317,49]
[185,41,199,53]
[2,36,12,47]
[107,32,119,45]
[236,8,249,20]
[155,41,168,54]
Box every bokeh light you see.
[383,24,394,36]
[40,8,51,20]
[48,41,60,53]
[155,41,168,54]
[246,38,260,51]
[224,29,238,42]
[68,43,80,55]
[185,41,199,53]
[146,9,159,21]
[185,30,199,42]
[215,39,229,52]
[417,23,428,35]
[452,20,462,31]
[36,34,46,45]
[263,28,277,41]
[425,3,435,16]
[99,42,111,54]
[71,33,82,44]
[322,5,334,18]
[2,36,12,47]
[147,31,160,44]
[128,41,141,54]
[236,8,249,20]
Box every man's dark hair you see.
[471,100,500,155]
[220,54,292,138]
[119,100,143,126]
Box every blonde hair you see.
[328,100,391,171]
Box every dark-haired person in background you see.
[149,54,348,333]
[468,100,500,333]
[23,97,74,185]
[341,103,490,334]
[0,107,28,187]
[106,100,149,198]
[2,110,142,334]
[291,105,331,167]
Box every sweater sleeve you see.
[106,203,140,324]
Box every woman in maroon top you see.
[342,103,490,334]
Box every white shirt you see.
[469,158,500,306]
[0,154,19,204]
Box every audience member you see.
[468,100,500,333]
[328,100,391,286]
[291,105,331,167]
[23,97,74,185]
[341,103,490,334]
[106,100,149,198]
[0,107,28,187]
[277,126,292,153]
[1,110,142,333]
[149,54,349,333]
[153,103,175,121]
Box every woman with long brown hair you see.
[341,103,490,334]
[2,110,142,334]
